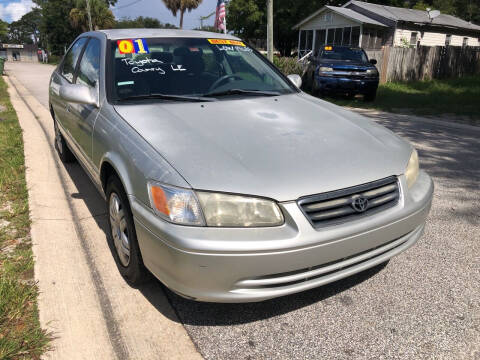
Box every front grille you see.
[298,176,400,228]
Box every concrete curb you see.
[5,72,203,360]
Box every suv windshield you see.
[319,47,367,62]
[109,37,296,101]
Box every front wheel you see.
[364,90,377,102]
[106,175,147,286]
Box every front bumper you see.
[315,74,378,95]
[131,171,433,303]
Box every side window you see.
[62,37,88,83]
[76,38,101,88]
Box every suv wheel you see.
[364,90,377,102]
[106,175,147,286]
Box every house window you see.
[306,30,313,51]
[343,27,351,46]
[314,29,326,55]
[410,32,418,46]
[463,37,468,47]
[327,28,335,44]
[351,26,361,47]
[334,28,343,45]
[445,34,451,46]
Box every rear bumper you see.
[315,75,378,94]
[131,171,433,303]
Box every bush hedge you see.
[273,56,304,76]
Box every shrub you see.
[273,56,304,76]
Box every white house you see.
[293,0,480,58]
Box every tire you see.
[364,90,377,102]
[106,175,147,286]
[54,119,76,163]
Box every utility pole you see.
[86,0,93,31]
[267,0,273,62]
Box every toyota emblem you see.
[351,196,369,213]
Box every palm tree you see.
[162,0,203,29]
[70,0,115,32]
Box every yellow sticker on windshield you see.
[208,39,245,47]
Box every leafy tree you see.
[161,0,204,29]
[33,0,80,55]
[194,25,220,32]
[227,0,328,56]
[115,16,177,29]
[70,0,116,32]
[226,0,263,39]
[7,8,43,46]
[0,20,8,43]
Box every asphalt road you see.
[7,62,480,359]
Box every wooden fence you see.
[365,46,480,83]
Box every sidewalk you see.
[4,66,202,360]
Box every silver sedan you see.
[49,29,433,302]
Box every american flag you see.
[214,0,226,32]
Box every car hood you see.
[114,93,411,201]
[318,59,373,71]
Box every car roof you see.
[95,28,241,41]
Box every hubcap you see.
[109,193,130,267]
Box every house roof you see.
[326,6,387,27]
[345,0,480,32]
[293,5,386,29]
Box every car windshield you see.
[319,47,367,62]
[109,37,296,101]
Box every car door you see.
[50,37,89,140]
[68,37,102,164]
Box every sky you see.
[0,0,219,29]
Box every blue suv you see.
[308,46,379,101]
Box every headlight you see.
[148,182,205,226]
[319,66,333,73]
[197,192,284,227]
[366,68,378,77]
[148,183,284,227]
[405,149,419,188]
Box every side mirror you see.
[287,74,302,89]
[59,83,98,107]
[369,58,377,65]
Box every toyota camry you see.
[49,29,433,302]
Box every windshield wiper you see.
[119,93,216,102]
[203,89,281,98]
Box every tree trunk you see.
[180,10,185,29]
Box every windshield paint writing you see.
[207,39,245,46]
[216,45,253,52]
[117,38,150,54]
[121,58,163,67]
[131,66,165,75]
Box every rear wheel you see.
[54,119,75,163]
[106,175,147,286]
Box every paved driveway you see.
[7,61,480,359]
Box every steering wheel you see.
[208,74,244,92]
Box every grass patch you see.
[326,75,480,121]
[0,76,51,359]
